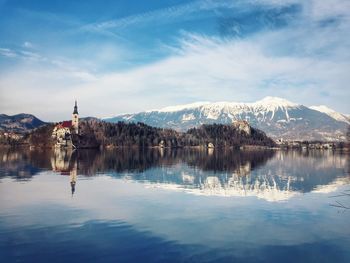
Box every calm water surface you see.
[0,148,349,263]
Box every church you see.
[52,101,79,148]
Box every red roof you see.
[61,121,72,128]
[55,120,72,129]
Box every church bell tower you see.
[72,100,79,134]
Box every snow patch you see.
[255,96,299,109]
[156,102,210,112]
[122,115,134,121]
[182,113,195,121]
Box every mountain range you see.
[1,97,348,141]
[0,114,46,133]
[105,97,349,141]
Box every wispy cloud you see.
[81,1,214,33]
[306,0,350,21]
[80,0,300,35]
[0,48,17,58]
[0,47,44,61]
[5,27,346,121]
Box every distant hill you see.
[0,113,47,133]
[80,116,100,122]
[105,97,350,141]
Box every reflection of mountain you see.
[0,148,349,201]
[143,151,350,201]
[0,149,52,179]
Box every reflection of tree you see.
[0,148,52,179]
[185,149,275,173]
[0,148,274,178]
[1,148,349,198]
[74,149,275,176]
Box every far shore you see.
[1,144,349,153]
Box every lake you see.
[0,148,349,263]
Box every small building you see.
[52,101,79,148]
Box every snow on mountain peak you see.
[105,96,349,141]
[255,96,299,108]
[156,101,211,112]
[310,105,335,113]
[310,105,349,124]
[153,97,299,114]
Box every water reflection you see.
[0,148,349,201]
[1,148,350,263]
[0,148,275,176]
[50,149,77,196]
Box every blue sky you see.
[0,0,349,121]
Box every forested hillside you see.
[75,120,275,148]
[1,120,276,148]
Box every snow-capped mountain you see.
[309,105,350,124]
[105,97,349,141]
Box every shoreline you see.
[1,144,349,152]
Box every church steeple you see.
[72,100,79,134]
[73,100,78,114]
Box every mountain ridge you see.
[0,113,47,133]
[309,105,349,124]
[105,97,349,141]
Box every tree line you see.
[75,120,276,148]
[1,120,276,148]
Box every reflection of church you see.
[50,149,78,196]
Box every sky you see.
[0,0,349,121]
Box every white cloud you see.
[306,0,350,21]
[1,27,350,120]
[80,0,297,35]
[0,48,17,58]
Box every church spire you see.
[73,100,78,114]
[72,100,79,134]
